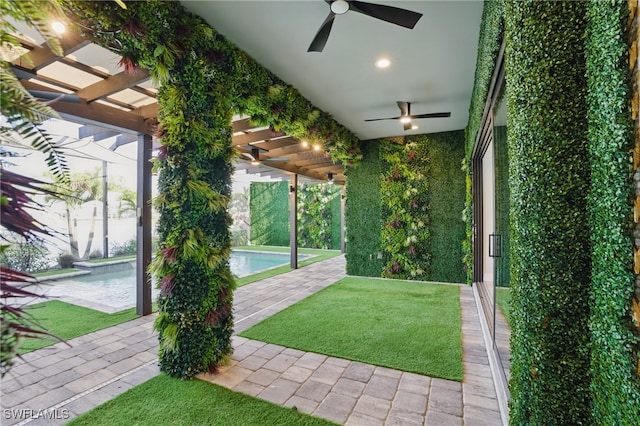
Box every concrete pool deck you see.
[0,255,504,425]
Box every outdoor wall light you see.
[313,144,322,151]
[301,140,309,148]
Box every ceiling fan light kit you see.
[330,0,349,15]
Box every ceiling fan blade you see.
[364,116,401,122]
[308,11,336,52]
[410,112,452,119]
[349,1,423,29]
[403,121,412,131]
[397,101,409,117]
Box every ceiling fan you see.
[241,147,289,165]
[365,101,451,131]
[308,0,423,52]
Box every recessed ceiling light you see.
[411,125,418,130]
[313,144,322,151]
[400,117,412,124]
[301,140,309,148]
[375,58,391,68]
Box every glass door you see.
[472,45,510,408]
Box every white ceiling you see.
[181,0,484,141]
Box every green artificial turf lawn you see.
[18,300,144,354]
[240,277,463,381]
[235,246,342,287]
[32,268,79,277]
[67,374,335,426]
[496,287,512,326]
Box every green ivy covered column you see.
[505,1,591,423]
[152,54,236,378]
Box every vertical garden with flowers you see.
[380,141,431,279]
[297,183,341,250]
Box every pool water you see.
[44,250,307,310]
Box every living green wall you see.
[297,183,341,250]
[249,181,342,249]
[505,1,591,423]
[249,182,289,247]
[69,0,362,379]
[345,133,466,283]
[586,1,640,422]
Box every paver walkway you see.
[0,255,504,425]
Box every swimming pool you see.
[42,250,308,310]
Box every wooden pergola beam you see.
[232,128,286,146]
[77,69,151,102]
[12,31,89,70]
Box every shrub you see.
[110,239,136,256]
[58,253,78,269]
[231,230,248,247]
[0,239,52,273]
[88,249,103,259]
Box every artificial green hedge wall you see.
[463,0,504,284]
[505,1,592,423]
[249,182,289,247]
[465,0,505,159]
[345,133,466,283]
[422,131,466,284]
[494,125,511,288]
[585,1,640,423]
[345,140,383,277]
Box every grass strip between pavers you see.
[17,300,145,354]
[240,277,464,381]
[67,374,336,426]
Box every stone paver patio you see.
[0,255,505,425]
